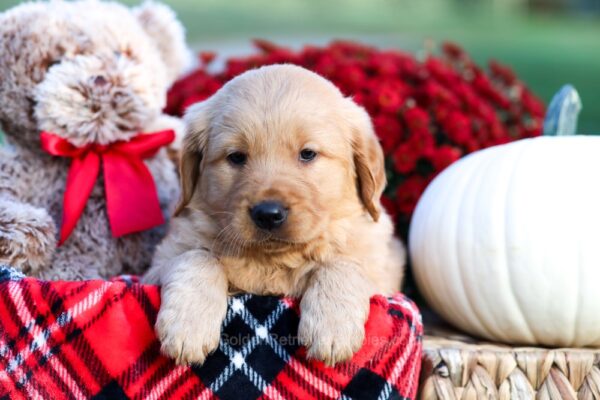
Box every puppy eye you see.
[299,149,317,162]
[227,151,247,166]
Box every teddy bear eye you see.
[227,151,247,166]
[299,149,317,162]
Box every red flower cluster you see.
[166,40,545,237]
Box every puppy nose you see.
[250,201,288,230]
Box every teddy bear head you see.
[0,0,191,148]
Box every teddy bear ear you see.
[133,1,193,84]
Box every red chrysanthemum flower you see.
[403,106,431,133]
[429,145,462,171]
[443,111,472,145]
[393,143,419,174]
[372,80,409,113]
[373,114,404,154]
[396,176,429,215]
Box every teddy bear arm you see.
[0,150,57,274]
[0,198,57,275]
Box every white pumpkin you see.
[410,136,600,347]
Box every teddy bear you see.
[0,0,192,280]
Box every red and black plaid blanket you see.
[0,266,422,399]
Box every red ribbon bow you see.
[40,130,175,245]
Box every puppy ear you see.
[175,102,210,216]
[345,99,386,222]
[133,1,193,84]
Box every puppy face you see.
[178,65,385,256]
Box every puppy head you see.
[178,64,385,254]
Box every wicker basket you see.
[420,325,600,399]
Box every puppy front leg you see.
[298,261,372,366]
[156,249,228,365]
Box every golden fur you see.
[144,64,406,366]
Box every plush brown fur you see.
[0,1,191,280]
[144,65,406,366]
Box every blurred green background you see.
[0,0,599,132]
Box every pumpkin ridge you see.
[429,163,475,332]
[466,145,520,342]
[503,139,538,344]
[453,148,500,339]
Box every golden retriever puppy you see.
[144,64,405,366]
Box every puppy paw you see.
[156,300,224,365]
[154,250,229,365]
[298,303,366,366]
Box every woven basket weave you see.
[420,327,600,399]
